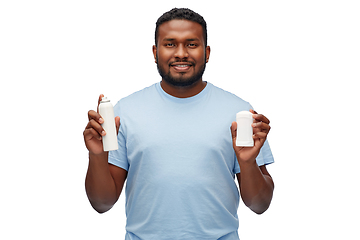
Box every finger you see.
[88,110,104,124]
[230,121,237,140]
[230,121,239,149]
[250,109,258,115]
[252,113,270,124]
[97,94,104,112]
[115,116,121,135]
[250,110,262,125]
[253,131,268,140]
[87,119,106,136]
[251,122,271,133]
[83,128,102,141]
[253,132,268,147]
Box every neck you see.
[160,80,207,98]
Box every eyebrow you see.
[162,38,200,42]
[186,38,200,42]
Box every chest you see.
[123,102,236,176]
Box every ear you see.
[152,45,157,63]
[205,46,210,63]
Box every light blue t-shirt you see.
[109,82,274,240]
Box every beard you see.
[156,55,207,87]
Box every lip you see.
[170,62,193,72]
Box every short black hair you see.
[155,8,207,47]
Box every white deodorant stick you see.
[236,111,254,147]
[98,96,118,151]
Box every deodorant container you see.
[236,111,254,147]
[98,97,118,151]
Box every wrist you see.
[237,157,257,170]
[89,151,108,162]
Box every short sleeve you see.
[255,139,274,166]
[108,103,129,171]
[233,139,274,174]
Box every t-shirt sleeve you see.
[233,139,274,174]
[255,139,274,166]
[108,102,129,171]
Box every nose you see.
[174,44,189,59]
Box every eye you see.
[187,43,198,48]
[165,43,175,47]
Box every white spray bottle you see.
[98,96,118,151]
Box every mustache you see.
[169,60,195,66]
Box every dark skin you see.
[84,19,274,214]
[152,19,210,98]
[231,112,274,214]
[84,94,125,213]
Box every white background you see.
[1,0,359,239]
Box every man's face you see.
[153,19,210,87]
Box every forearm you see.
[238,162,274,214]
[85,152,117,213]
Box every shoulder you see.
[113,83,158,112]
[208,83,252,110]
[117,83,157,105]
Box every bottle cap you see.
[100,96,110,103]
[236,111,253,120]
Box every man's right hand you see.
[83,94,120,155]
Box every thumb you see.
[230,121,237,142]
[97,94,104,113]
[115,116,120,135]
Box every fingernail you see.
[101,131,106,136]
[99,118,104,123]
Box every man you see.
[84,8,274,240]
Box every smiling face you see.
[153,19,210,87]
